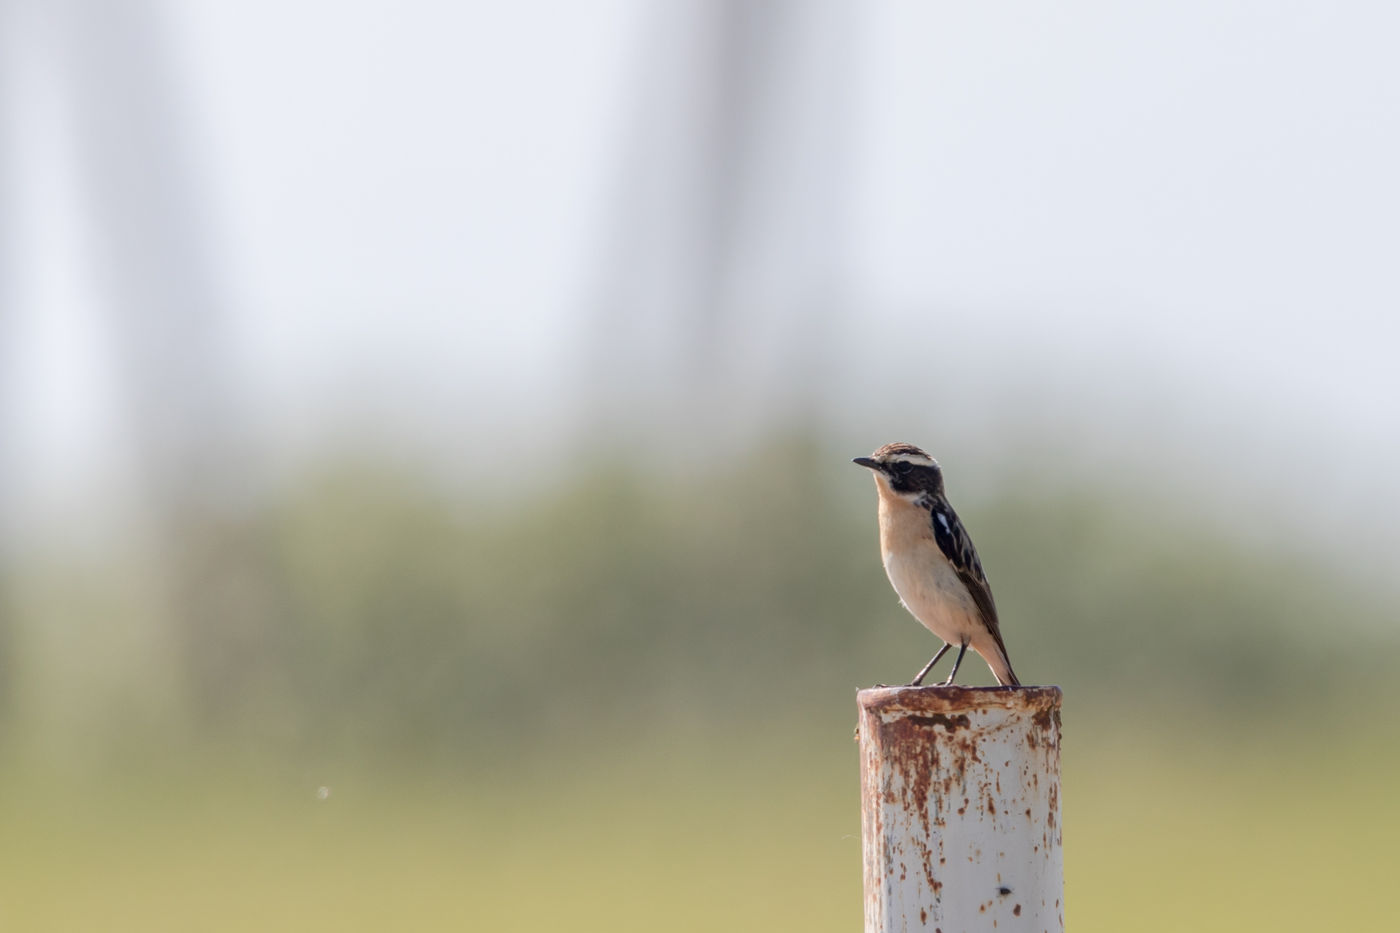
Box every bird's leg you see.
[907,643,952,686]
[940,641,969,686]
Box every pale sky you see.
[3,1,1397,572]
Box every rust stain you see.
[905,713,972,731]
[1013,904,1022,916]
[920,908,928,924]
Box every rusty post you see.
[858,685,1064,932]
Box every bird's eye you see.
[893,461,913,475]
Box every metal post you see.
[858,685,1064,932]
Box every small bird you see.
[853,443,1020,687]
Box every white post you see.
[858,685,1064,933]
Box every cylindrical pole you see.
[858,685,1064,932]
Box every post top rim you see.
[857,684,1062,715]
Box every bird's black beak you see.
[852,457,881,471]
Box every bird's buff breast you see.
[877,492,978,642]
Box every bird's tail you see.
[979,632,1021,686]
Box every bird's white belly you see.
[882,548,977,645]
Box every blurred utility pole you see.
[64,0,269,722]
[0,0,16,720]
[0,0,264,734]
[587,0,856,443]
[46,0,238,501]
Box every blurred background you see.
[1,0,1397,929]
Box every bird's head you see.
[852,442,945,499]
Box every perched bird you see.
[853,443,1020,687]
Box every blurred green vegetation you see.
[0,435,1396,930]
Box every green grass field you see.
[2,717,1394,932]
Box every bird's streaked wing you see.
[927,496,1013,657]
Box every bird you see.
[853,442,1020,687]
